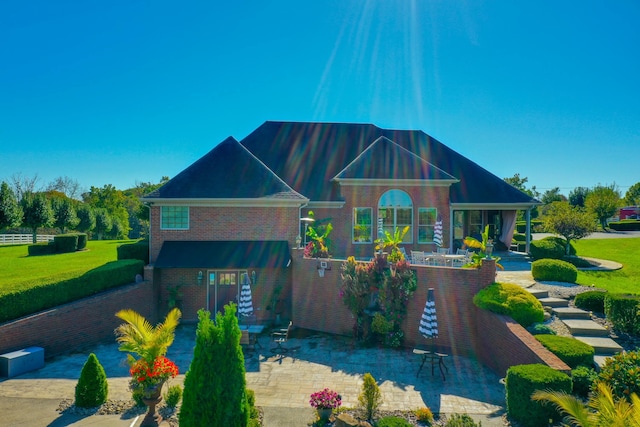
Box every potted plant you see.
[304,222,333,258]
[309,388,341,421]
[463,225,504,269]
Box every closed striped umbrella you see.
[419,288,438,339]
[433,216,443,247]
[238,272,254,317]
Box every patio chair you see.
[270,321,293,354]
[411,250,427,265]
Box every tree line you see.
[0,174,169,242]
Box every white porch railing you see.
[0,234,55,245]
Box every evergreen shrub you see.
[164,385,182,408]
[534,334,594,368]
[117,240,149,264]
[506,364,571,427]
[414,407,434,424]
[180,306,249,427]
[473,282,544,327]
[531,259,578,283]
[604,293,640,334]
[529,238,566,260]
[75,353,108,408]
[27,242,55,256]
[377,416,412,427]
[54,234,78,253]
[574,290,607,313]
[445,413,482,427]
[527,323,556,335]
[572,366,597,398]
[358,372,382,420]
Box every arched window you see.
[378,190,413,243]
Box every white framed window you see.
[161,206,189,230]
[353,207,373,243]
[418,208,437,243]
[378,190,413,243]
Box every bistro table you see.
[239,324,266,349]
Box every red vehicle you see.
[619,206,640,220]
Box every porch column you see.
[525,209,532,253]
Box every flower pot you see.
[317,407,333,421]
[141,381,165,427]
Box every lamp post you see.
[485,241,494,259]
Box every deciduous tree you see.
[585,184,621,231]
[51,195,79,233]
[93,208,112,240]
[544,201,596,254]
[624,182,640,207]
[76,204,96,234]
[569,186,591,207]
[20,192,54,243]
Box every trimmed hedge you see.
[0,259,144,323]
[506,363,572,427]
[473,282,544,327]
[54,234,78,253]
[604,293,640,335]
[534,334,595,368]
[531,259,578,283]
[609,220,640,231]
[77,233,88,250]
[516,220,544,233]
[28,242,56,256]
[574,290,607,313]
[572,366,597,398]
[117,240,149,265]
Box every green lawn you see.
[573,237,640,294]
[0,240,134,295]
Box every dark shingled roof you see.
[239,121,537,205]
[145,137,305,200]
[155,240,291,268]
[334,136,457,181]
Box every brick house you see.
[142,121,538,324]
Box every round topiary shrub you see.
[535,334,594,368]
[574,290,607,313]
[473,282,544,327]
[529,237,566,260]
[506,363,571,427]
[597,349,640,401]
[531,259,578,283]
[572,365,597,398]
[75,353,108,408]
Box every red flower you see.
[129,356,179,392]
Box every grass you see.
[0,240,134,295]
[573,237,640,294]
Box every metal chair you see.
[270,321,293,354]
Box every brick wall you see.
[0,282,156,359]
[149,206,299,262]
[305,185,450,260]
[290,252,570,376]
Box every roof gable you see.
[333,136,457,182]
[144,137,305,201]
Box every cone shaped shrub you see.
[180,305,249,427]
[75,353,108,408]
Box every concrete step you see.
[574,336,624,355]
[563,319,610,337]
[526,288,549,299]
[553,307,591,319]
[594,355,615,371]
[537,297,569,308]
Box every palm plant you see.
[375,226,409,262]
[531,381,640,427]
[463,225,503,269]
[115,307,182,365]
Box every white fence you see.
[0,234,55,245]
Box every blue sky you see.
[1,1,638,198]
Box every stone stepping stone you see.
[526,288,549,299]
[553,307,591,319]
[563,319,609,337]
[537,297,569,308]
[574,336,624,355]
